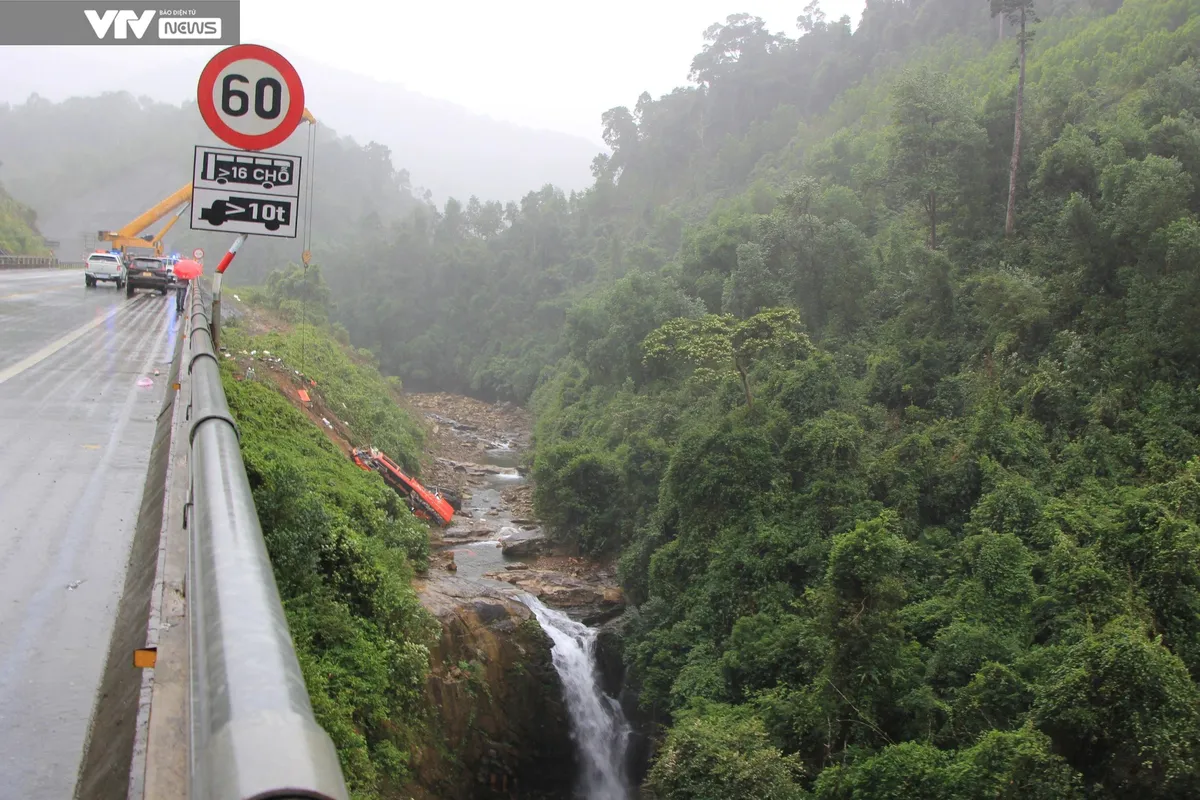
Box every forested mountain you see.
[0,45,598,207]
[0,93,421,277]
[320,0,1140,401]
[265,0,1200,796]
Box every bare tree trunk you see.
[736,361,753,411]
[1005,7,1026,237]
[929,191,938,249]
[998,13,1004,41]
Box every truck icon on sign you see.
[201,152,295,191]
[199,196,292,231]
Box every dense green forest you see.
[0,180,48,255]
[291,0,1200,796]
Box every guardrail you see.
[0,255,60,268]
[185,282,350,800]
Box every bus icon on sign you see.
[201,151,295,191]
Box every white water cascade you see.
[520,594,632,800]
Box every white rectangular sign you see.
[190,144,302,239]
[190,187,298,238]
[192,145,302,198]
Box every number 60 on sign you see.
[197,44,306,151]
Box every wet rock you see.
[594,617,627,699]
[498,527,546,558]
[410,578,574,799]
[484,568,625,614]
[582,605,627,627]
[501,538,544,557]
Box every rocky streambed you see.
[403,394,641,800]
[411,393,625,625]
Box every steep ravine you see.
[219,299,642,798]
[403,393,641,799]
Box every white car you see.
[84,252,125,289]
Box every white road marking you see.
[0,304,125,385]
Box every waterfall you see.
[520,594,631,800]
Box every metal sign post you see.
[209,233,246,350]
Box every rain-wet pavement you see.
[0,268,178,798]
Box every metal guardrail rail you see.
[185,282,350,800]
[0,255,62,267]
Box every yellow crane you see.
[97,108,318,257]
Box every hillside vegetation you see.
[523,1,1200,797]
[261,0,1200,797]
[218,318,436,800]
[0,181,48,255]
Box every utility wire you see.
[299,121,318,379]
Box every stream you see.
[521,595,632,800]
[428,420,634,798]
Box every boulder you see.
[500,538,544,557]
[498,527,545,558]
[484,568,625,614]
[408,577,575,799]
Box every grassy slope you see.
[0,183,48,255]
[218,319,438,800]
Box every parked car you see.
[125,256,171,297]
[84,252,125,289]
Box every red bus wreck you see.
[351,447,456,526]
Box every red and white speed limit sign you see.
[192,248,205,260]
[197,44,305,151]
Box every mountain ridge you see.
[0,44,599,205]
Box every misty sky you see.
[251,0,867,139]
[0,0,866,143]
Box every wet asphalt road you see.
[0,269,182,798]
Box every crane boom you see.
[97,183,192,255]
[149,202,191,252]
[99,108,318,257]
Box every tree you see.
[688,14,785,88]
[890,68,986,249]
[797,1,828,35]
[642,307,811,411]
[992,0,1037,236]
[1034,621,1200,797]
[645,701,806,800]
[263,262,333,324]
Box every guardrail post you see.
[210,234,247,351]
[185,283,349,800]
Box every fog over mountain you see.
[0,45,600,206]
